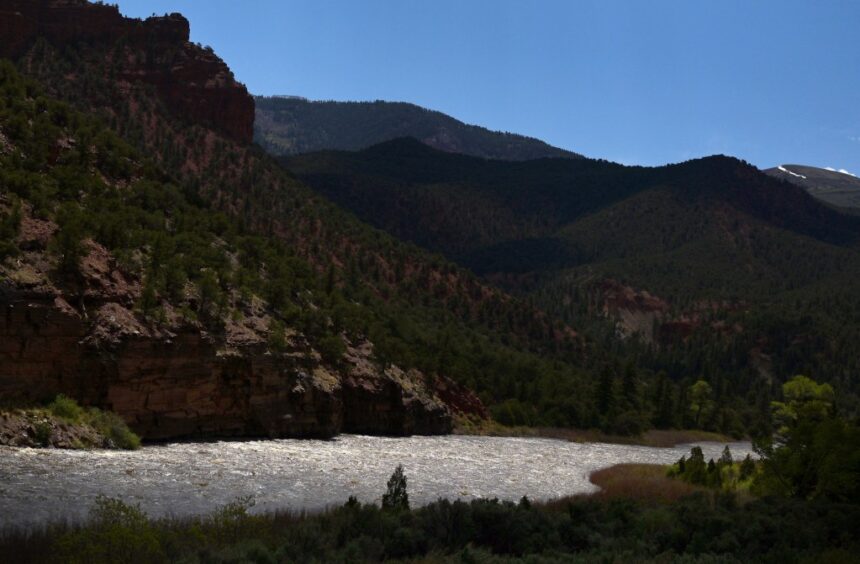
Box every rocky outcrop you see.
[0,289,459,440]
[0,228,465,440]
[0,0,254,143]
[598,279,744,345]
[599,279,669,342]
[0,289,464,440]
[0,410,107,448]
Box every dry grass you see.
[539,463,707,511]
[586,463,707,503]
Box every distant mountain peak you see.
[824,166,858,178]
[254,95,582,161]
[777,165,807,179]
[764,163,860,211]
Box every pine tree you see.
[597,366,614,415]
[382,465,409,511]
[622,362,638,409]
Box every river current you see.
[0,435,752,527]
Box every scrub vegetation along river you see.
[3,453,858,564]
[0,436,751,527]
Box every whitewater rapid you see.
[0,434,752,527]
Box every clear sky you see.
[115,0,860,173]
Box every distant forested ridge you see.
[288,138,860,429]
[254,96,582,160]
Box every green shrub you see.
[48,394,84,422]
[88,409,141,450]
[317,333,346,363]
[33,419,53,446]
[267,319,287,352]
[56,497,164,564]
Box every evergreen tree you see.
[382,465,409,511]
[719,445,733,467]
[597,366,615,416]
[622,362,638,409]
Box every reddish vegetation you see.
[0,0,254,143]
[431,375,489,420]
[586,464,706,503]
[599,279,669,315]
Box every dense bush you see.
[4,489,858,563]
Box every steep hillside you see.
[0,62,473,439]
[254,95,581,160]
[764,164,860,211]
[0,0,624,436]
[5,0,850,438]
[288,139,860,422]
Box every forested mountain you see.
[287,138,860,426]
[764,164,860,211]
[254,95,581,160]
[0,0,593,437]
[3,0,854,441]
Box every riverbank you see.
[454,417,735,447]
[3,461,855,563]
[0,396,140,450]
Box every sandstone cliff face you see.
[0,287,457,440]
[0,224,466,440]
[0,0,254,143]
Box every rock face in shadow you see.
[0,232,471,440]
[0,0,254,143]
[0,290,460,440]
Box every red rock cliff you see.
[0,212,460,440]
[0,0,254,143]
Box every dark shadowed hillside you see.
[287,139,860,284]
[288,138,860,423]
[254,96,582,160]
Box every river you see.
[0,435,752,527]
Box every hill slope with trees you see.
[287,138,860,429]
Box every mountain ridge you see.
[764,163,860,211]
[254,95,582,161]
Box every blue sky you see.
[116,0,860,173]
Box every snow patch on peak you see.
[777,165,807,179]
[825,166,857,177]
